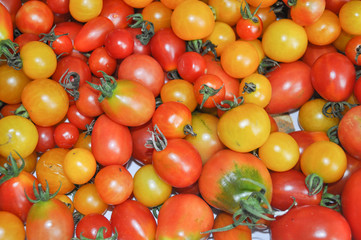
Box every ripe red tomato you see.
[53,122,80,149]
[35,125,56,153]
[76,213,112,239]
[100,0,134,29]
[88,47,117,78]
[177,51,207,83]
[66,104,94,131]
[287,0,326,26]
[193,74,226,109]
[130,121,153,165]
[104,28,134,59]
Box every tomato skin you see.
[75,83,103,118]
[94,164,133,205]
[236,15,263,41]
[344,35,361,65]
[0,0,21,26]
[354,77,361,104]
[88,46,117,78]
[100,0,134,29]
[311,52,355,102]
[199,149,272,214]
[66,104,94,131]
[239,73,272,108]
[74,16,114,53]
[339,1,361,36]
[73,183,108,215]
[213,212,252,240]
[289,0,326,26]
[54,122,80,149]
[35,125,55,153]
[142,1,172,32]
[270,205,351,240]
[104,28,134,59]
[126,27,152,55]
[193,74,226,109]
[338,105,361,160]
[0,2,13,41]
[130,121,153,165]
[203,21,236,56]
[265,61,314,115]
[76,213,112,239]
[152,138,203,188]
[0,211,25,240]
[289,130,329,160]
[270,170,322,211]
[91,114,132,166]
[26,198,74,240]
[156,194,214,240]
[149,27,186,72]
[177,51,207,83]
[69,0,102,22]
[302,43,337,67]
[0,170,38,222]
[46,0,69,14]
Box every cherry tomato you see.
[239,73,272,108]
[73,183,108,215]
[76,213,112,239]
[100,0,133,29]
[69,0,102,22]
[339,1,361,35]
[0,211,25,240]
[193,74,225,109]
[0,3,13,41]
[177,51,207,83]
[54,122,80,149]
[104,28,134,59]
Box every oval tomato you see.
[0,3,13,41]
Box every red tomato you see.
[0,0,21,26]
[270,205,351,239]
[35,125,56,153]
[130,121,153,165]
[88,46,117,78]
[177,51,207,83]
[75,83,104,118]
[287,0,326,26]
[265,61,314,114]
[301,43,337,66]
[91,114,132,166]
[13,32,40,50]
[94,164,133,205]
[311,52,355,102]
[325,0,350,14]
[156,194,214,239]
[76,213,112,239]
[104,28,134,59]
[127,27,152,55]
[46,0,69,14]
[66,104,94,131]
[74,16,114,53]
[111,199,157,240]
[235,4,263,41]
[193,74,225,109]
[54,122,80,149]
[355,77,361,104]
[117,53,164,97]
[212,211,252,240]
[0,2,13,41]
[345,35,361,66]
[100,0,134,29]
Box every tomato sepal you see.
[0,152,25,184]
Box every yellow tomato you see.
[69,0,102,22]
[339,1,361,35]
[239,73,272,108]
[203,21,236,56]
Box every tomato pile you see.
[1,0,361,239]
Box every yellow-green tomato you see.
[259,132,300,172]
[0,115,38,159]
[133,164,172,208]
[185,112,225,165]
[300,141,347,183]
[217,103,271,153]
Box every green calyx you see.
[39,25,69,49]
[126,13,154,45]
[215,94,244,112]
[257,57,280,75]
[72,227,118,240]
[59,68,81,101]
[322,101,357,120]
[198,84,224,109]
[25,180,62,204]
[145,124,168,152]
[87,71,117,103]
[186,40,218,60]
[320,185,341,211]
[242,82,257,94]
[240,2,261,22]
[0,152,25,185]
[14,104,29,119]
[305,173,323,196]
[0,39,22,70]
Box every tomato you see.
[344,35,361,65]
[270,170,322,211]
[265,61,314,115]
[69,0,102,22]
[45,29,73,57]
[156,194,214,239]
[208,0,243,26]
[171,0,215,41]
[0,103,20,117]
[259,132,300,172]
[341,168,361,239]
[246,0,277,8]
[300,141,347,183]
[185,112,225,164]
[133,164,172,208]
[149,27,186,72]
[212,211,252,240]
[338,105,361,160]
[111,199,157,240]
[152,138,202,188]
[239,73,272,108]
[46,0,69,14]
[0,0,21,26]
[326,0,350,14]
[73,183,108,215]
[76,213,112,239]
[262,19,308,63]
[35,125,55,153]
[74,132,92,151]
[66,104,94,131]
[0,211,25,240]
[100,0,134,29]
[249,6,277,33]
[13,32,40,50]
[21,78,69,127]
[142,1,172,32]
[0,151,37,174]
[354,78,361,106]
[94,164,133,205]
[202,21,236,56]
[221,40,259,79]
[301,43,337,66]
[304,9,341,46]
[63,148,96,185]
[193,74,226,109]
[104,28,133,59]
[20,41,57,80]
[0,3,13,41]
[91,114,132,166]
[88,46,117,78]
[177,51,207,83]
[26,184,74,240]
[287,0,325,26]
[54,194,74,213]
[311,52,355,102]
[339,1,361,36]
[15,1,53,36]
[0,115,38,159]
[217,103,271,153]
[54,122,80,149]
[270,205,351,240]
[117,53,164,97]
[74,16,114,53]
[36,148,75,195]
[160,79,198,112]
[75,83,103,118]
[0,155,38,222]
[235,4,263,41]
[199,149,272,214]
[129,121,153,165]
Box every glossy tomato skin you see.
[152,138,203,188]
[311,52,355,102]
[76,213,112,239]
[0,3,13,41]
[91,114,132,166]
[0,211,25,240]
[26,198,75,240]
[100,0,134,29]
[54,122,80,149]
[270,170,322,211]
[0,170,38,222]
[88,47,117,77]
[73,183,108,215]
[76,83,103,118]
[66,104,94,131]
[111,199,157,240]
[35,125,55,153]
[342,168,361,240]
[104,28,134,59]
[270,205,351,240]
[338,105,361,160]
[156,194,214,240]
[301,43,337,67]
[265,61,314,114]
[199,149,272,214]
[289,130,329,160]
[46,0,69,14]
[0,0,21,26]
[288,0,326,26]
[130,121,153,165]
[177,51,207,83]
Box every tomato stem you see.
[242,82,257,94]
[14,104,30,119]
[25,180,62,204]
[59,68,81,101]
[145,124,168,151]
[215,94,244,112]
[322,101,357,119]
[0,152,25,185]
[127,13,155,45]
[327,125,339,144]
[183,124,197,137]
[87,71,117,102]
[320,185,341,211]
[305,173,324,196]
[0,39,22,70]
[199,84,224,109]
[39,25,69,49]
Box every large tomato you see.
[265,61,314,114]
[198,149,272,214]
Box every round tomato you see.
[339,1,361,35]
[193,74,226,109]
[100,0,134,29]
[76,213,112,239]
[69,0,102,22]
[239,73,272,108]
[208,0,243,26]
[88,46,117,78]
[177,51,207,83]
[202,21,236,56]
[73,183,108,215]
[54,122,80,149]
[104,28,134,59]
[35,125,55,153]
[288,0,325,26]
[142,1,172,32]
[0,211,25,240]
